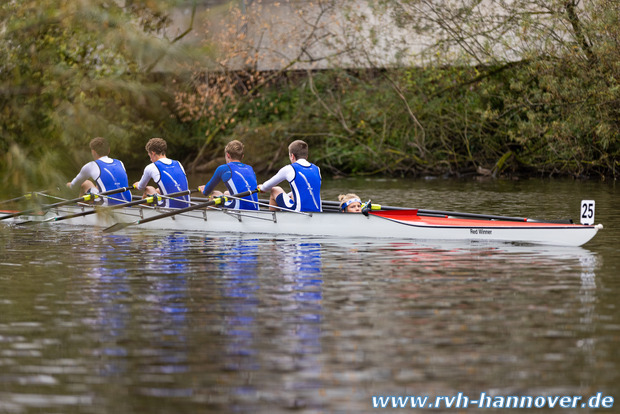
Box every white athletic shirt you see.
[259,159,311,191]
[69,156,121,188]
[135,158,187,191]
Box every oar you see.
[323,200,572,223]
[103,189,259,233]
[0,186,132,221]
[322,200,408,212]
[16,190,195,225]
[412,206,571,223]
[0,190,50,206]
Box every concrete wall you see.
[167,0,567,71]
[167,0,431,71]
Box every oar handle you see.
[100,189,195,208]
[57,186,134,208]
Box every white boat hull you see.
[3,205,603,247]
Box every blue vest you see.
[290,163,322,212]
[154,160,190,208]
[225,163,259,210]
[94,159,131,205]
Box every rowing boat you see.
[1,201,603,247]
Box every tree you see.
[0,0,195,193]
[171,0,349,172]
[327,0,620,177]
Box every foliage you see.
[171,3,268,171]
[1,0,618,199]
[169,0,343,172]
[0,0,189,194]
[300,0,620,178]
[174,0,618,179]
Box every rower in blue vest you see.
[134,137,190,209]
[198,140,259,210]
[66,137,132,206]
[258,140,322,212]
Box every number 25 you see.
[581,202,594,219]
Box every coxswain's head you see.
[338,193,362,213]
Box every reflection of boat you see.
[2,202,603,247]
[309,237,601,272]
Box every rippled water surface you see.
[0,178,618,413]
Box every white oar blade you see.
[102,222,134,233]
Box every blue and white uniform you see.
[259,159,322,212]
[201,162,259,210]
[135,158,190,208]
[69,156,131,206]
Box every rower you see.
[257,140,322,212]
[66,137,132,206]
[198,140,259,210]
[133,138,190,209]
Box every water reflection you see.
[317,240,604,403]
[217,237,261,372]
[85,234,133,377]
[0,223,615,414]
[199,237,325,410]
[342,240,601,317]
[82,233,194,398]
[270,240,323,406]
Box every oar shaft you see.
[49,190,193,222]
[418,209,529,222]
[0,186,132,221]
[103,189,258,233]
[322,200,556,222]
[0,191,49,206]
[326,200,524,219]
[321,200,409,211]
[136,189,257,226]
[45,186,133,210]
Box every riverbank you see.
[3,1,618,199]
[1,64,617,202]
[170,65,618,181]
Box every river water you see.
[0,178,618,413]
